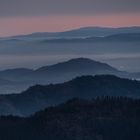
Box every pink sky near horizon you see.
[0,14,140,37]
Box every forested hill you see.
[0,75,140,116]
[0,97,140,140]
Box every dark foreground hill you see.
[0,75,140,116]
[0,97,140,140]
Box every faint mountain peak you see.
[37,57,117,72]
[1,68,33,73]
[7,26,140,39]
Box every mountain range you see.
[0,58,139,94]
[0,26,140,73]
[0,97,140,140]
[0,75,140,116]
[0,26,140,139]
[8,26,140,39]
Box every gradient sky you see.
[0,0,140,37]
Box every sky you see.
[0,0,140,37]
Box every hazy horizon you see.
[0,0,140,71]
[0,0,140,37]
[0,25,140,38]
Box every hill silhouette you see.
[11,26,140,39]
[0,97,140,140]
[0,58,139,94]
[0,75,140,116]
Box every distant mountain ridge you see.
[0,58,139,94]
[5,26,140,39]
[36,58,117,73]
[0,75,140,116]
[38,33,140,43]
